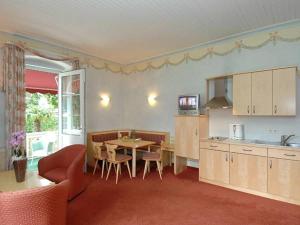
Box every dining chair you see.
[92,142,108,178]
[105,144,132,184]
[142,142,163,180]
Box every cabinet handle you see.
[231,155,233,163]
[274,105,277,114]
[269,160,272,169]
[210,145,218,148]
[225,153,228,162]
[284,154,296,157]
[247,105,250,114]
[242,149,252,152]
[253,105,256,114]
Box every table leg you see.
[132,148,136,178]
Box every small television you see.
[178,94,200,115]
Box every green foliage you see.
[25,93,58,133]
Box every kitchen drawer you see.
[200,142,229,152]
[268,148,300,161]
[230,144,267,157]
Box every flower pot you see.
[13,158,27,182]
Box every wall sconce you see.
[148,94,157,107]
[100,94,110,107]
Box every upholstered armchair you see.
[0,180,69,225]
[38,144,86,200]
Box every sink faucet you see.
[281,135,295,146]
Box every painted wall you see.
[120,41,300,143]
[85,67,126,132]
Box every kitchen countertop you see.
[200,138,300,151]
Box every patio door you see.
[58,69,85,148]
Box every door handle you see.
[269,160,272,169]
[274,105,277,114]
[253,105,256,114]
[247,105,250,114]
[242,149,252,152]
[225,153,228,162]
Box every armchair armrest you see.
[66,150,85,178]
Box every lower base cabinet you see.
[199,149,229,184]
[268,157,300,201]
[230,153,267,192]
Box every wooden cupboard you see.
[232,73,252,115]
[273,67,297,116]
[233,67,296,116]
[175,115,208,160]
[268,148,300,201]
[229,153,267,192]
[251,70,273,115]
[199,141,300,205]
[199,148,229,184]
[174,115,208,175]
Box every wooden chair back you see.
[92,142,104,159]
[106,144,118,162]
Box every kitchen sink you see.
[286,143,300,148]
[251,140,281,146]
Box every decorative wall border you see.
[1,22,300,75]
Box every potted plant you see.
[9,131,27,182]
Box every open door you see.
[58,69,85,148]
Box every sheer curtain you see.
[3,44,25,169]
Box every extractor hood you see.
[204,77,232,109]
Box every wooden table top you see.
[0,170,54,192]
[105,139,156,149]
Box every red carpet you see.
[67,166,300,225]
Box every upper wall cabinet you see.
[233,73,252,115]
[233,67,297,116]
[273,68,297,116]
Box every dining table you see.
[0,170,54,192]
[105,138,156,177]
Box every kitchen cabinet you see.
[273,67,296,116]
[230,152,267,192]
[251,70,273,115]
[199,141,300,205]
[268,148,300,201]
[233,73,252,115]
[232,67,296,116]
[175,115,208,160]
[268,157,300,201]
[199,147,229,184]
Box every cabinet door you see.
[230,153,267,192]
[273,68,296,116]
[233,73,252,115]
[268,158,300,201]
[175,116,199,159]
[200,149,229,184]
[251,70,273,115]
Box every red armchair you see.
[0,180,69,225]
[38,144,86,200]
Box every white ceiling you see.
[0,0,299,64]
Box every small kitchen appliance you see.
[229,124,244,140]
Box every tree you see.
[25,93,58,133]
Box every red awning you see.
[25,69,58,94]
